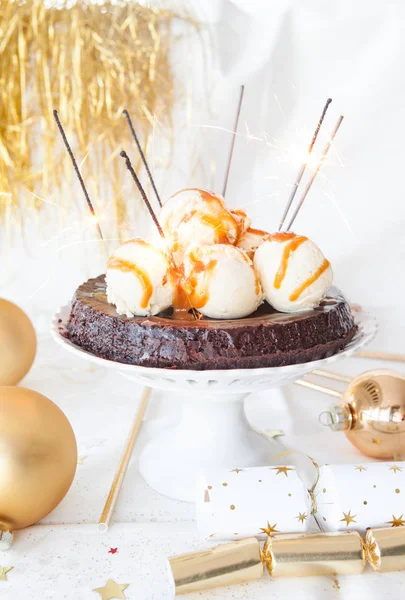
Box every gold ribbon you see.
[260,536,274,575]
[363,536,379,570]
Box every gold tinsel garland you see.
[0,0,192,229]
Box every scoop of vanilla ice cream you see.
[106,238,173,317]
[254,233,333,313]
[183,244,263,319]
[237,227,269,259]
[159,188,244,260]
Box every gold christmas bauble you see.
[325,370,405,459]
[0,387,77,531]
[0,299,37,385]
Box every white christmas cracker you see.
[315,461,405,533]
[197,461,405,540]
[196,466,311,540]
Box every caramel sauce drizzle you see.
[247,227,269,237]
[168,257,218,320]
[169,264,194,319]
[187,257,218,309]
[107,257,152,309]
[175,188,244,245]
[273,234,307,289]
[289,258,330,301]
[269,232,331,303]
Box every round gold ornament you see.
[324,370,405,459]
[0,299,36,385]
[0,387,77,531]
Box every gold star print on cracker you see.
[387,514,405,527]
[271,466,294,477]
[355,465,367,472]
[93,579,129,600]
[0,567,13,581]
[296,512,308,524]
[340,510,357,526]
[389,464,403,474]
[260,521,279,536]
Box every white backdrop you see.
[1,1,405,599]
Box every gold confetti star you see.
[77,455,87,464]
[340,510,357,526]
[372,438,382,445]
[389,465,403,474]
[231,469,243,474]
[0,567,13,581]
[271,466,295,477]
[296,512,307,524]
[387,515,405,527]
[260,521,279,536]
[93,579,129,600]
[355,465,367,472]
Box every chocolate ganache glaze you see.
[66,275,357,370]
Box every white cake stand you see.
[51,305,376,502]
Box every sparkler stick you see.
[286,115,344,231]
[222,85,245,198]
[123,109,163,208]
[278,98,332,231]
[120,150,164,238]
[53,110,103,240]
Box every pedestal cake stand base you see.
[135,391,275,502]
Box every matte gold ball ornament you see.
[0,387,77,533]
[0,299,36,385]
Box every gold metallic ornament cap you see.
[168,537,263,596]
[0,530,14,551]
[365,527,405,572]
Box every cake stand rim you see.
[50,303,377,383]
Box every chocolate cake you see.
[66,275,357,370]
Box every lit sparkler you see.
[278,98,332,231]
[286,115,344,231]
[53,110,103,240]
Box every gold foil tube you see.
[366,527,405,572]
[270,532,365,577]
[168,537,263,595]
[98,387,151,531]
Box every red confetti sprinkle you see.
[108,548,118,554]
